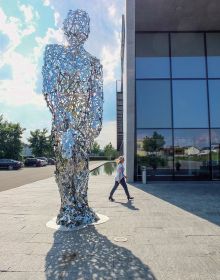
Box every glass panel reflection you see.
[207,33,220,78]
[136,33,170,78]
[174,129,210,179]
[208,80,220,127]
[211,129,220,179]
[136,80,172,128]
[171,33,206,78]
[137,129,173,179]
[173,80,208,128]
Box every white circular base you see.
[46,213,109,231]
[114,237,128,242]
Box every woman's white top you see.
[115,163,125,182]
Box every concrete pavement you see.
[0,173,220,279]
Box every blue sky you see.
[0,0,124,147]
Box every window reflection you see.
[208,80,220,127]
[136,33,170,78]
[137,129,173,179]
[135,32,220,181]
[211,129,220,179]
[173,80,208,128]
[174,129,210,179]
[207,33,220,78]
[171,33,206,78]
[136,80,172,128]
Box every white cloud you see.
[54,11,61,26]
[107,1,123,28]
[0,9,22,50]
[42,0,50,6]
[33,27,65,61]
[0,22,65,107]
[0,8,38,107]
[100,31,120,85]
[41,0,60,26]
[0,7,36,53]
[19,4,37,36]
[96,121,116,148]
[108,4,116,19]
[19,4,34,23]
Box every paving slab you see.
[0,172,220,279]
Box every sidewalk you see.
[0,173,220,279]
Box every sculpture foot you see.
[56,206,99,229]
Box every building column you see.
[123,0,135,182]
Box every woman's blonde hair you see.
[116,156,124,164]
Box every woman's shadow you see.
[45,226,156,280]
[114,200,140,211]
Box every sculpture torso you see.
[43,44,103,159]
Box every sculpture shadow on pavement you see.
[45,226,156,280]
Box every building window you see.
[208,80,220,127]
[136,33,170,78]
[174,129,210,179]
[137,129,173,179]
[210,129,220,179]
[136,80,172,128]
[135,31,220,181]
[206,33,220,78]
[172,80,209,128]
[171,33,206,78]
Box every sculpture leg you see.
[55,155,99,228]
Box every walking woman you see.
[109,156,134,202]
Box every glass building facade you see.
[135,32,220,181]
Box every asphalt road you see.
[0,161,106,192]
[0,166,55,192]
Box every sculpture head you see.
[63,9,90,47]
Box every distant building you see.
[116,15,125,154]
[22,143,32,157]
[184,146,200,156]
[199,147,211,155]
[116,80,123,152]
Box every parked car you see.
[24,158,44,167]
[36,157,48,166]
[47,158,56,165]
[0,159,23,170]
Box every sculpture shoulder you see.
[44,44,66,60]
[90,55,102,68]
[83,49,101,67]
[89,55,103,75]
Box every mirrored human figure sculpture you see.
[42,10,103,228]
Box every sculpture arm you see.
[90,58,103,138]
[42,44,61,113]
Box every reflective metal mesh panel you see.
[42,10,103,229]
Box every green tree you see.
[28,128,54,157]
[142,131,166,170]
[91,141,101,155]
[143,131,165,153]
[0,115,25,160]
[47,134,55,157]
[104,162,116,175]
[103,142,118,159]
